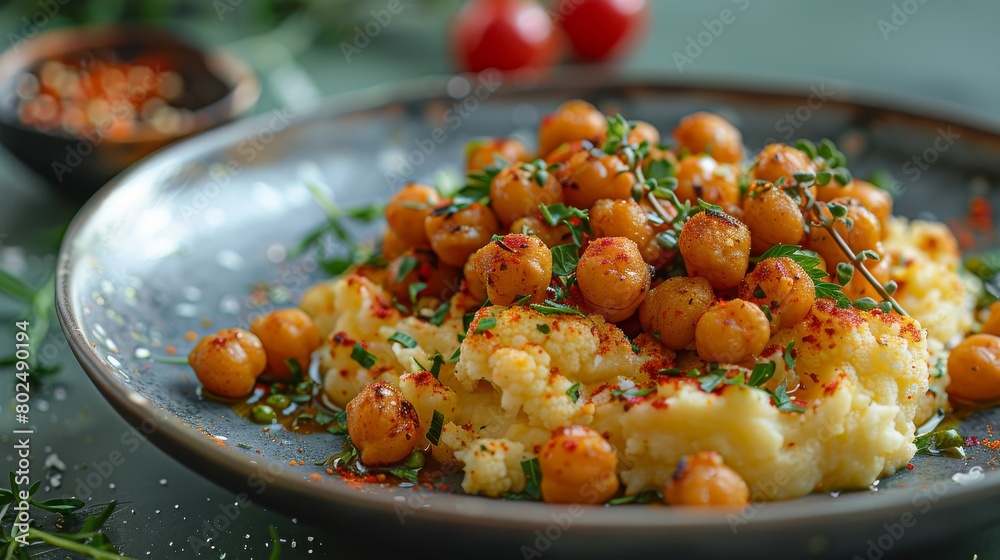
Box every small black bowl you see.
[0,25,259,201]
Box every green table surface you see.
[1,1,998,558]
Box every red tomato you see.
[452,0,558,73]
[555,0,649,61]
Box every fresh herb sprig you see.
[317,439,426,484]
[0,270,60,376]
[914,428,965,458]
[0,473,129,559]
[293,181,384,276]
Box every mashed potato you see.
[302,219,970,501]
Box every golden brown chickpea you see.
[841,255,890,301]
[188,328,266,398]
[346,381,421,466]
[385,183,440,247]
[539,426,620,505]
[627,120,660,146]
[639,276,715,350]
[695,299,771,363]
[250,309,323,379]
[673,112,744,164]
[742,181,806,255]
[382,228,409,263]
[473,234,553,305]
[509,216,572,248]
[463,255,488,302]
[815,180,893,237]
[562,152,636,210]
[538,100,607,157]
[981,302,1000,337]
[577,237,651,322]
[750,143,816,188]
[387,248,462,305]
[465,138,530,172]
[678,210,752,291]
[590,198,662,264]
[673,155,740,207]
[424,203,501,267]
[664,451,749,507]
[490,165,564,227]
[947,334,1000,402]
[807,198,882,270]
[738,257,815,330]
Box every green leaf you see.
[31,497,86,514]
[608,490,660,506]
[269,524,282,560]
[388,332,417,348]
[795,139,817,159]
[769,382,805,412]
[784,341,796,370]
[550,244,581,277]
[748,362,776,387]
[538,203,592,246]
[815,171,832,185]
[536,324,551,334]
[566,382,582,403]
[530,300,585,316]
[699,369,727,393]
[475,317,497,333]
[350,343,377,369]
[408,282,427,306]
[426,410,445,445]
[827,202,848,218]
[836,262,855,285]
[396,256,418,283]
[611,386,655,399]
[520,458,542,500]
[914,429,965,458]
[80,500,119,533]
[429,302,450,327]
[0,268,36,302]
[853,297,879,311]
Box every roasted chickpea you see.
[678,210,752,291]
[673,155,740,207]
[981,302,1000,337]
[590,198,662,264]
[510,216,572,247]
[673,112,744,164]
[188,328,266,398]
[385,183,440,247]
[841,255,890,301]
[742,182,805,255]
[947,334,1000,402]
[750,143,816,189]
[382,228,408,262]
[815,180,893,237]
[577,237,651,322]
[473,234,553,305]
[465,138,530,172]
[539,426,619,505]
[627,120,660,146]
[538,100,607,157]
[562,152,636,210]
[639,276,715,350]
[250,309,323,379]
[424,203,501,267]
[664,451,749,507]
[463,256,488,302]
[346,381,420,466]
[387,248,462,305]
[738,257,815,330]
[807,197,882,270]
[695,299,771,363]
[490,165,564,226]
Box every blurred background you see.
[1,0,999,558]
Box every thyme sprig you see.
[0,473,128,559]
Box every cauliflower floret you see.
[453,438,528,497]
[321,332,399,409]
[399,370,459,445]
[309,274,401,341]
[457,306,638,387]
[488,345,592,429]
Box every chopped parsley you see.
[550,243,581,277]
[566,382,582,403]
[388,331,418,348]
[429,301,450,326]
[539,203,592,247]
[914,428,965,458]
[611,386,655,399]
[536,323,551,334]
[475,317,498,333]
[530,300,585,316]
[396,255,418,283]
[747,362,777,387]
[784,341,796,370]
[427,410,445,445]
[350,342,377,369]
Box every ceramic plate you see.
[56,74,1000,559]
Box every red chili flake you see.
[906,463,914,471]
[966,435,980,447]
[561,440,578,452]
